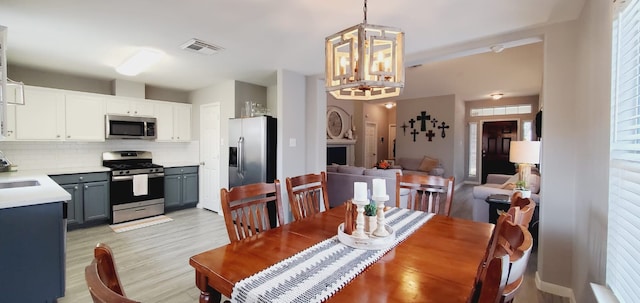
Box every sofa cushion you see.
[337,165,365,175]
[398,157,422,171]
[418,156,439,172]
[363,168,402,178]
[326,165,339,172]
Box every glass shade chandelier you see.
[325,0,405,100]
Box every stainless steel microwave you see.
[105,115,157,140]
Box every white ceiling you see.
[0,0,585,92]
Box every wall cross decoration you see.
[408,118,416,129]
[411,129,419,142]
[401,122,409,135]
[438,122,450,138]
[416,111,431,131]
[430,118,438,128]
[425,130,435,142]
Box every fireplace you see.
[327,147,347,165]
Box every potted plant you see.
[364,201,378,233]
[514,180,532,198]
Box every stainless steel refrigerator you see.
[228,116,277,223]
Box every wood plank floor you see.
[59,184,569,303]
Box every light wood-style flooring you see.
[59,184,569,303]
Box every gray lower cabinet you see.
[50,172,110,228]
[0,201,65,302]
[164,166,198,209]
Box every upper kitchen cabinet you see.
[65,93,105,141]
[106,97,154,117]
[154,101,191,142]
[15,86,66,140]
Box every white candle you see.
[354,182,368,201]
[372,178,386,197]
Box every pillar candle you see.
[372,178,386,197]
[354,182,367,201]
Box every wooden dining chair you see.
[395,172,455,216]
[220,180,285,242]
[85,243,140,303]
[508,192,536,228]
[472,254,510,303]
[285,172,330,221]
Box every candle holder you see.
[351,198,369,239]
[372,194,390,237]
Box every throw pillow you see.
[501,174,519,190]
[418,156,439,172]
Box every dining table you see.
[189,205,494,303]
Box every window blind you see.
[609,0,640,302]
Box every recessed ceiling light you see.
[491,93,504,100]
[490,44,505,53]
[116,49,164,76]
[385,103,394,109]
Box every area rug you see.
[109,215,173,233]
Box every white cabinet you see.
[15,87,65,140]
[3,104,15,141]
[106,98,154,116]
[154,102,191,142]
[65,93,105,141]
[14,86,105,141]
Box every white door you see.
[388,124,396,160]
[199,103,221,213]
[365,122,377,168]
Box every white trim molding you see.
[535,271,576,303]
[590,283,620,303]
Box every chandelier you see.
[325,0,405,100]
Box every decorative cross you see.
[401,123,409,135]
[416,111,431,131]
[425,130,436,142]
[411,129,419,142]
[430,118,438,128]
[408,118,416,129]
[438,122,450,138]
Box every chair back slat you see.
[286,172,330,221]
[396,172,454,216]
[221,181,284,242]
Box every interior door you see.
[388,124,396,160]
[365,122,377,168]
[199,103,221,213]
[481,120,518,183]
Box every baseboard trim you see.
[535,271,576,303]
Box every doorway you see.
[365,122,377,168]
[481,120,517,183]
[388,124,396,160]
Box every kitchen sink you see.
[0,180,40,189]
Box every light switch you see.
[289,138,297,147]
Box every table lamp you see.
[509,141,541,189]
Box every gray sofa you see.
[472,173,541,222]
[391,157,445,177]
[326,165,402,208]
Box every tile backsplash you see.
[0,141,199,171]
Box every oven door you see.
[110,172,164,205]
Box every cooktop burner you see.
[102,151,164,175]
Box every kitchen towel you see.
[133,174,148,196]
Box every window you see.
[608,1,640,302]
[468,122,477,177]
[523,121,533,141]
[470,104,532,117]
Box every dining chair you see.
[395,172,455,216]
[508,192,536,228]
[85,243,140,303]
[285,171,330,221]
[472,254,510,303]
[220,180,285,242]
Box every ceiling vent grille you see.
[180,38,223,55]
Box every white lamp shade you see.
[509,141,541,164]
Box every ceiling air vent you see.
[180,38,223,55]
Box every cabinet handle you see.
[177,176,181,179]
[134,111,138,114]
[67,135,71,138]
[85,185,88,189]
[79,176,83,181]
[56,134,61,138]
[74,186,78,190]
[127,110,130,114]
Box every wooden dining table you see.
[189,205,494,303]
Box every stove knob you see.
[126,171,130,174]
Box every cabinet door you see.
[164,174,182,207]
[65,93,105,141]
[3,104,16,140]
[105,98,131,115]
[174,104,191,141]
[61,183,83,225]
[182,173,199,204]
[154,102,174,141]
[83,181,110,222]
[15,87,65,140]
[133,101,154,116]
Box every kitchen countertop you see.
[160,162,200,168]
[0,172,71,209]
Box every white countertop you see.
[160,162,200,168]
[0,172,71,209]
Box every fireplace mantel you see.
[327,139,356,145]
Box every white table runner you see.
[231,208,434,303]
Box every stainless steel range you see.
[102,151,164,224]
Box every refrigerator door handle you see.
[238,137,244,177]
